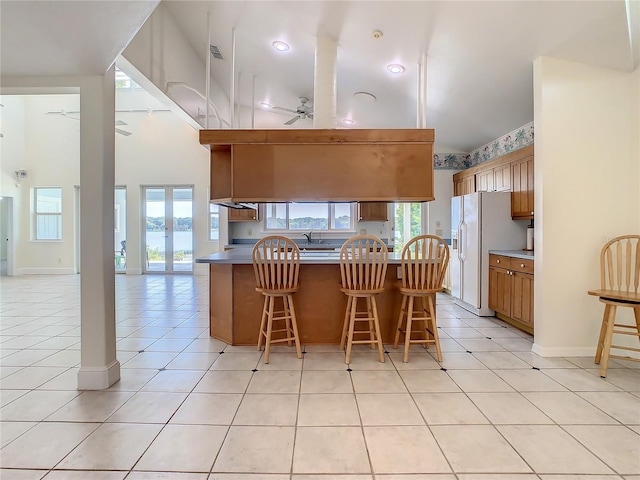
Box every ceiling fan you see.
[46,109,132,136]
[271,97,314,125]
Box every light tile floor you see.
[1,274,639,479]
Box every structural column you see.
[77,67,120,389]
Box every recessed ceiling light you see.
[342,119,355,126]
[260,102,273,110]
[387,64,405,74]
[272,41,290,52]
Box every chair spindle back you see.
[600,235,640,294]
[252,236,300,291]
[400,235,450,291]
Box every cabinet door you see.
[494,163,511,191]
[489,266,511,316]
[462,175,475,195]
[358,202,388,221]
[512,272,534,326]
[511,157,534,219]
[476,169,495,192]
[453,179,464,197]
[228,207,259,222]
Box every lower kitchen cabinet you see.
[489,254,534,332]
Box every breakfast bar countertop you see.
[197,248,404,265]
[488,250,535,260]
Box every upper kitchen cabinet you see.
[453,171,475,196]
[452,145,533,220]
[358,202,388,222]
[201,129,435,203]
[228,206,259,222]
[511,154,534,220]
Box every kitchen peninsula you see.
[198,128,436,344]
[196,250,404,345]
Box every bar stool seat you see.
[339,235,389,364]
[252,236,302,364]
[393,235,450,363]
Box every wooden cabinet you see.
[453,172,475,196]
[511,156,534,219]
[489,254,534,332]
[493,163,512,191]
[228,207,259,222]
[358,202,388,222]
[475,169,494,192]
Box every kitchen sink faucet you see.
[302,232,312,244]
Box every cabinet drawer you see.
[510,258,534,274]
[489,255,511,269]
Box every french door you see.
[143,186,193,274]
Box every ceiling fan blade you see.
[272,106,297,113]
[307,113,314,119]
[115,127,132,136]
[284,116,300,125]
[115,120,127,126]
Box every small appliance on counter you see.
[525,222,534,251]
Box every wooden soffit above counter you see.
[200,129,435,204]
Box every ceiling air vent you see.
[210,45,224,60]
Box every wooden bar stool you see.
[588,234,640,377]
[393,235,450,362]
[339,234,389,364]
[252,236,302,364]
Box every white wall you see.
[0,90,215,276]
[533,57,640,356]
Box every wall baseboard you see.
[532,343,595,357]
[16,267,76,275]
[125,268,142,275]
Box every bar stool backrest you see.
[600,235,640,294]
[252,236,300,291]
[339,235,388,292]
[400,235,450,292]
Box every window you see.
[34,187,62,240]
[209,203,220,240]
[394,203,423,252]
[265,202,354,231]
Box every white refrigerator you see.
[450,191,526,316]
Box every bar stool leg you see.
[394,295,407,349]
[427,294,442,362]
[599,304,617,377]
[367,296,376,349]
[257,295,269,352]
[287,294,303,359]
[595,304,611,364]
[370,296,385,363]
[345,296,358,364]
[403,296,415,363]
[264,296,275,364]
[283,296,293,347]
[340,296,353,350]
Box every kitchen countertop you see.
[197,249,403,265]
[489,250,535,260]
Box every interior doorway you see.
[143,186,193,274]
[0,196,14,276]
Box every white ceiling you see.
[1,1,637,152]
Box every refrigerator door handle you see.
[459,223,466,261]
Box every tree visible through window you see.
[34,187,62,240]
[265,203,353,231]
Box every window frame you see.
[208,202,220,241]
[263,202,356,233]
[33,187,63,241]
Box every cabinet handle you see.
[496,259,500,264]
[520,263,524,268]
[530,211,534,215]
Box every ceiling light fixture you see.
[342,119,355,126]
[260,102,273,110]
[353,92,377,103]
[387,64,405,74]
[272,41,290,52]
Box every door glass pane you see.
[114,187,126,273]
[173,188,193,272]
[145,188,166,272]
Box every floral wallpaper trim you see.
[435,121,534,170]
